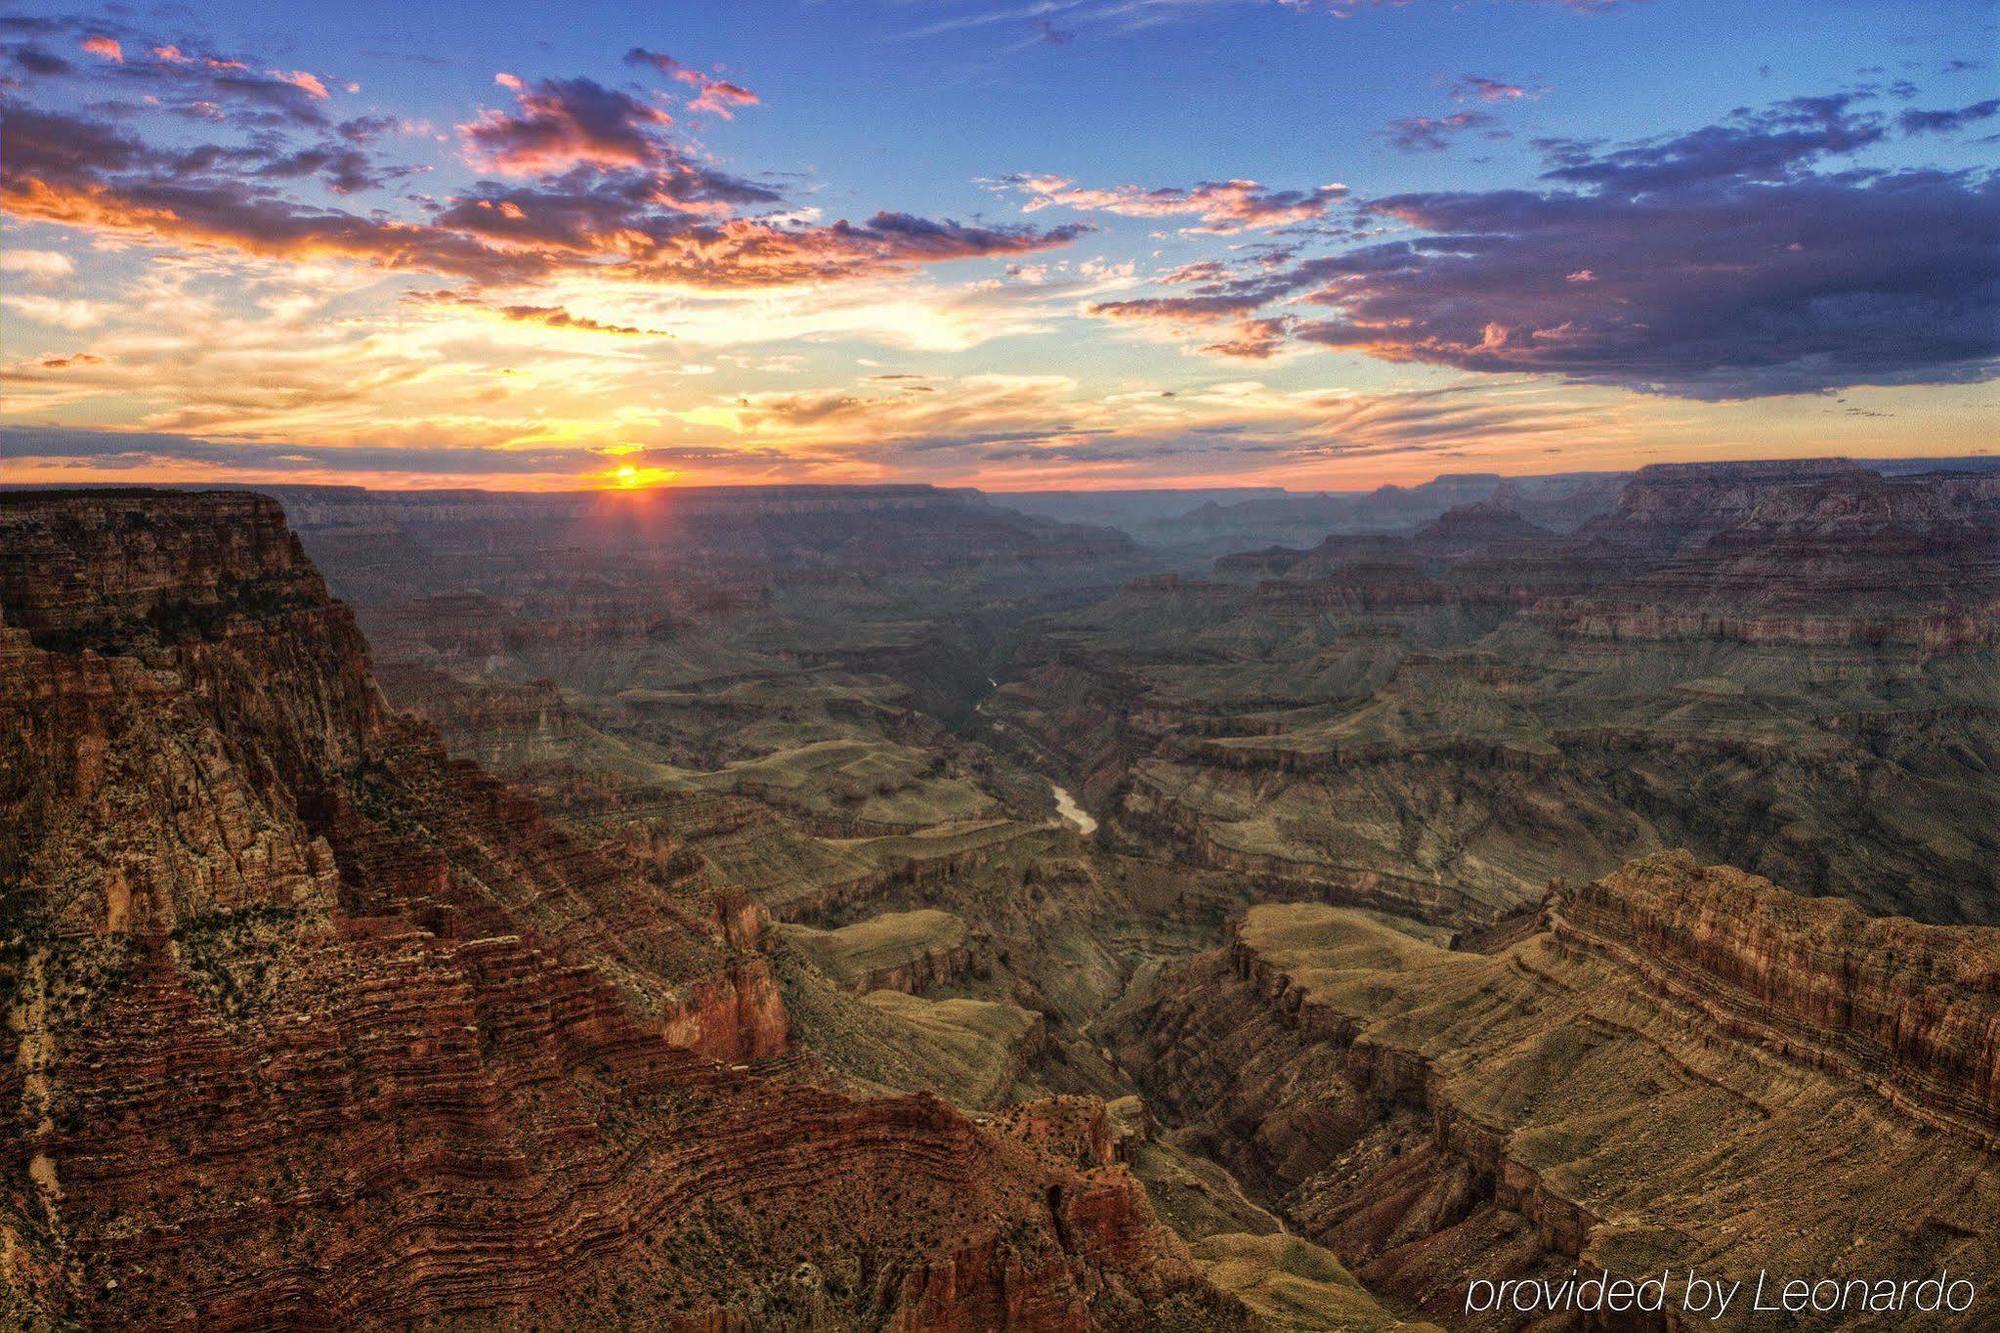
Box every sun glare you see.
[605,463,679,490]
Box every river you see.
[1049,782,1098,835]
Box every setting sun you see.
[606,463,679,490]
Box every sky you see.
[1,0,1996,492]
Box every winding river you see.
[1049,782,1098,835]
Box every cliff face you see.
[0,491,1240,1330]
[1553,854,2000,1142]
[1569,457,1867,557]
[0,490,337,648]
[995,463,2000,927]
[1112,852,2000,1327]
[1538,468,2000,648]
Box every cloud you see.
[0,249,76,280]
[624,47,760,119]
[1090,90,2000,399]
[1,107,548,281]
[1898,98,2000,136]
[1289,166,2000,397]
[1,104,1084,291]
[14,25,343,126]
[622,211,1090,288]
[1089,292,1270,324]
[2,293,110,329]
[900,0,1631,44]
[989,173,1346,232]
[1087,291,1296,361]
[246,139,416,194]
[1536,93,1886,190]
[0,424,595,477]
[1450,74,1539,103]
[1198,317,1290,360]
[1380,111,1505,152]
[267,69,330,100]
[12,45,73,76]
[685,77,758,119]
[460,75,674,173]
[405,288,670,336]
[680,369,1634,486]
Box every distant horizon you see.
[3,448,1994,500]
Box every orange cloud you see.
[404,288,669,336]
[81,34,123,63]
[1,107,1082,292]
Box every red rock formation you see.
[0,491,1242,1330]
[1112,853,2000,1326]
[1554,851,2000,1145]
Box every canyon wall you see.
[996,462,2000,927]
[1112,852,2000,1327]
[0,491,1242,1329]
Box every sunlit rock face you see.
[1110,852,2000,1328]
[0,490,1241,1330]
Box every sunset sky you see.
[2,0,1995,491]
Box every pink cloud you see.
[268,69,331,100]
[624,48,761,120]
[81,34,123,63]
[684,76,759,119]
[460,75,673,174]
[1449,74,1542,103]
[991,174,1345,233]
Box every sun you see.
[604,463,678,490]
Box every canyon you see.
[0,491,1246,1328]
[1110,852,2000,1327]
[993,460,2000,926]
[4,458,1998,1328]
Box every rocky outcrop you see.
[995,462,2000,927]
[0,490,1244,1330]
[1537,467,2000,648]
[373,665,581,770]
[0,490,333,650]
[1112,853,2000,1327]
[1569,456,1866,557]
[778,910,977,996]
[1552,851,2000,1144]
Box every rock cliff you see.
[0,490,1242,1329]
[994,463,2000,926]
[1112,852,2000,1327]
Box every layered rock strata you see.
[0,491,1241,1329]
[1112,852,2000,1327]
[995,463,2000,925]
